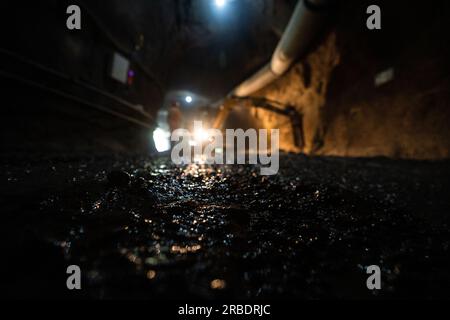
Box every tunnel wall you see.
[0,78,154,157]
[0,0,283,156]
[0,1,174,156]
[0,1,167,115]
[252,0,450,159]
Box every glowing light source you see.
[214,0,227,9]
[185,95,193,103]
[153,128,171,152]
[146,270,156,280]
[171,244,202,254]
[194,127,210,143]
[210,279,226,290]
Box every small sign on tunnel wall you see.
[375,68,394,87]
[110,52,130,84]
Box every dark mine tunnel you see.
[1,0,450,309]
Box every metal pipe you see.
[0,69,152,129]
[231,0,331,98]
[233,64,276,97]
[0,47,154,121]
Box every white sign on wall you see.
[375,68,394,87]
[110,52,130,84]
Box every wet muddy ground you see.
[1,153,450,299]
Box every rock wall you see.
[254,33,340,153]
[249,0,450,159]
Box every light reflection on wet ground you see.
[1,154,450,299]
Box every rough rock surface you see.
[246,0,450,159]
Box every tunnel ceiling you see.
[83,0,291,101]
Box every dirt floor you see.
[1,153,450,299]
